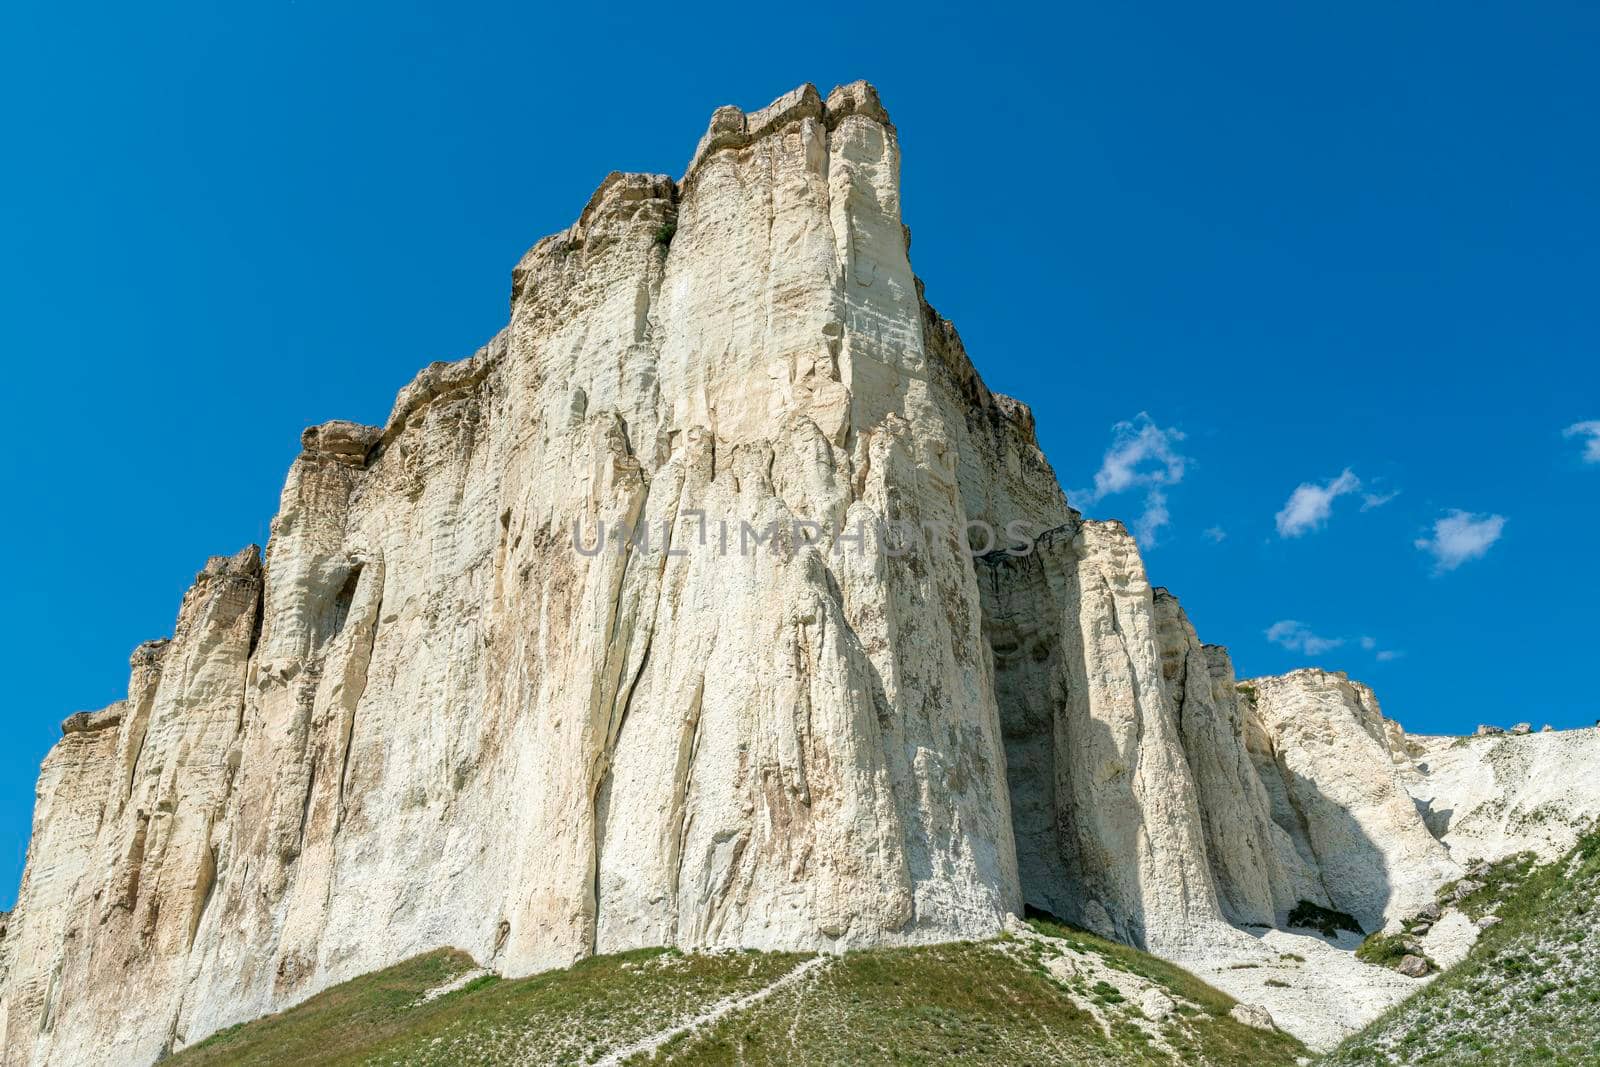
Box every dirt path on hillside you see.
[593,955,831,1066]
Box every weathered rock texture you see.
[1407,726,1600,865]
[1239,670,1461,931]
[2,83,1593,1065]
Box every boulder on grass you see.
[1141,988,1176,1022]
[1230,1003,1276,1031]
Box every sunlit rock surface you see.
[3,82,1594,1066]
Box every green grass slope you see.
[171,948,806,1067]
[1326,830,1600,1065]
[169,921,1305,1066]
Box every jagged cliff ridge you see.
[0,82,1590,1064]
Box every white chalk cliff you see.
[1,83,1594,1064]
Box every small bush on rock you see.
[1356,933,1431,973]
[1287,900,1364,938]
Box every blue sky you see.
[3,2,1597,904]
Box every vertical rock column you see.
[981,522,1226,952]
[1,546,262,1067]
[1152,592,1318,926]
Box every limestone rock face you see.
[1406,726,1600,864]
[0,706,124,1050]
[2,82,1593,1066]
[982,526,1225,952]
[1153,597,1289,928]
[1240,670,1461,931]
[2,81,1035,1067]
[0,549,262,1064]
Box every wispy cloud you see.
[1565,421,1600,463]
[1077,414,1187,502]
[1265,620,1345,656]
[1415,509,1506,574]
[1202,526,1227,543]
[1134,490,1171,548]
[1275,468,1362,537]
[1074,414,1189,549]
[1361,489,1401,512]
[1361,635,1404,661]
[1272,625,1401,662]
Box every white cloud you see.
[1360,635,1404,660]
[1275,468,1362,537]
[1361,489,1401,511]
[1073,414,1190,549]
[1133,490,1171,548]
[1265,620,1345,656]
[1274,623,1400,661]
[1203,526,1227,543]
[1076,414,1188,502]
[1565,421,1600,463]
[1414,509,1506,574]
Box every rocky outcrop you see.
[3,81,1036,1066]
[3,81,1592,1066]
[1407,726,1600,864]
[0,550,261,1063]
[1239,670,1461,931]
[982,528,1225,952]
[1154,598,1290,928]
[0,706,123,1052]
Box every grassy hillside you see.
[1327,830,1600,1065]
[169,920,1305,1066]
